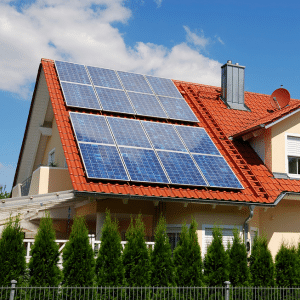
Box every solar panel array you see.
[69,112,243,189]
[55,60,198,122]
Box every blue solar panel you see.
[95,87,135,114]
[119,147,169,183]
[127,92,168,119]
[142,122,187,152]
[61,82,101,110]
[175,126,220,155]
[55,61,91,85]
[107,118,151,148]
[158,96,198,122]
[87,66,123,89]
[157,151,207,186]
[146,76,182,98]
[118,71,153,94]
[79,143,129,180]
[70,113,114,145]
[192,155,243,189]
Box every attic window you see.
[287,135,300,176]
[48,148,55,166]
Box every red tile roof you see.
[41,59,300,205]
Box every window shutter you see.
[204,228,234,255]
[287,136,300,156]
[204,228,213,255]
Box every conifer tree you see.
[0,215,26,286]
[150,215,174,287]
[203,226,229,286]
[95,209,124,286]
[249,235,274,286]
[62,216,95,287]
[228,228,250,286]
[275,243,299,286]
[122,214,150,286]
[29,212,60,286]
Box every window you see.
[287,135,300,176]
[166,224,190,251]
[48,148,55,166]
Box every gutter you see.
[243,205,255,245]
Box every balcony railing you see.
[21,176,32,197]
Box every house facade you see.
[3,58,300,258]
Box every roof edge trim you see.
[265,107,300,129]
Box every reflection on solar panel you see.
[95,87,135,114]
[193,155,243,189]
[70,113,114,145]
[127,92,168,118]
[79,143,129,180]
[157,151,207,186]
[107,118,151,149]
[175,126,219,155]
[61,82,101,110]
[55,61,91,84]
[142,122,187,152]
[158,96,198,122]
[87,66,123,89]
[118,71,153,94]
[119,147,169,183]
[146,76,182,98]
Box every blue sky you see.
[1,0,300,190]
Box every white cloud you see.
[0,0,222,98]
[154,0,162,8]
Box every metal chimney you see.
[221,60,248,110]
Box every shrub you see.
[0,215,26,286]
[150,215,174,287]
[228,228,250,286]
[96,209,124,286]
[249,234,274,286]
[203,226,229,286]
[122,214,150,286]
[62,216,95,287]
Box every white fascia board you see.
[265,107,300,129]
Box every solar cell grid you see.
[127,92,168,119]
[142,122,187,152]
[107,118,151,149]
[118,71,153,94]
[157,151,207,186]
[79,143,129,180]
[193,155,243,189]
[146,76,182,98]
[55,61,91,84]
[95,87,135,115]
[159,96,199,122]
[175,126,220,155]
[119,147,169,183]
[70,113,114,145]
[61,82,101,110]
[87,66,123,89]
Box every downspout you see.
[243,205,255,245]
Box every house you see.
[4,58,300,258]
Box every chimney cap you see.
[227,60,232,64]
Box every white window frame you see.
[202,224,242,257]
[48,148,56,166]
[285,133,300,178]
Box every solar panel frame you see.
[55,60,91,85]
[145,75,183,98]
[61,82,102,110]
[158,96,199,122]
[86,66,123,90]
[117,71,153,94]
[95,87,136,115]
[192,154,244,189]
[119,146,170,184]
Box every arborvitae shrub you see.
[29,212,60,286]
[122,214,150,286]
[203,226,229,286]
[249,235,274,286]
[62,216,95,287]
[275,243,300,287]
[228,228,250,286]
[95,209,124,286]
[150,215,174,287]
[0,215,26,286]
